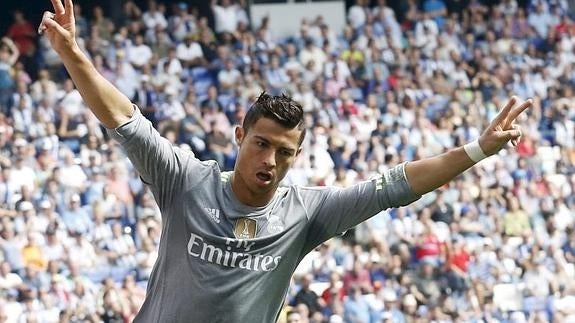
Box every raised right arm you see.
[39,0,133,129]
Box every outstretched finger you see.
[504,99,532,129]
[64,0,75,22]
[50,0,65,15]
[489,96,517,131]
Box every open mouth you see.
[256,172,273,184]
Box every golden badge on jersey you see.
[234,218,257,239]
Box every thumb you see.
[497,128,522,142]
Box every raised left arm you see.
[405,96,532,195]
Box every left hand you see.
[478,96,532,156]
[38,0,77,55]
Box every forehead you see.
[246,117,302,149]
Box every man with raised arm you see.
[39,0,531,322]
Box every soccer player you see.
[39,0,531,322]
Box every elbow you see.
[100,105,136,129]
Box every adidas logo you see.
[205,208,220,223]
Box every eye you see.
[256,141,266,148]
[279,149,293,157]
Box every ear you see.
[295,147,303,158]
[235,126,244,146]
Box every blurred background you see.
[0,0,574,322]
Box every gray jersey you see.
[107,108,420,323]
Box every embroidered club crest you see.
[234,218,257,239]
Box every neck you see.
[230,172,275,207]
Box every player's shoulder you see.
[288,184,338,199]
[220,170,233,183]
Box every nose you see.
[262,150,276,168]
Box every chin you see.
[253,179,276,191]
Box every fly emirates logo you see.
[187,233,282,271]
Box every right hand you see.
[38,0,77,53]
[477,96,531,156]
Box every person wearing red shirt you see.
[321,272,345,307]
[516,135,536,157]
[415,222,443,264]
[7,11,36,55]
[343,260,372,293]
[554,14,575,39]
[445,236,471,294]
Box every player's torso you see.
[136,171,310,323]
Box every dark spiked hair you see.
[242,92,306,145]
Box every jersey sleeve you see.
[106,106,212,209]
[300,162,421,250]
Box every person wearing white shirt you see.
[156,88,186,130]
[29,69,58,104]
[282,43,303,73]
[348,0,368,30]
[218,59,242,94]
[57,79,84,118]
[0,261,23,290]
[10,82,34,133]
[142,0,167,31]
[11,96,33,135]
[128,35,153,69]
[264,56,289,96]
[372,0,395,23]
[498,0,518,16]
[528,3,556,38]
[9,156,36,199]
[414,14,439,57]
[58,149,88,191]
[168,3,196,42]
[299,39,327,75]
[42,229,66,262]
[211,0,239,35]
[176,34,204,67]
[113,60,139,100]
[156,48,183,77]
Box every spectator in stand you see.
[142,0,168,33]
[0,0,571,320]
[423,0,448,30]
[218,58,242,95]
[503,194,532,237]
[176,33,205,68]
[0,37,19,114]
[6,11,36,56]
[128,34,153,70]
[347,0,369,31]
[293,273,324,317]
[29,68,58,105]
[414,213,444,265]
[91,5,115,43]
[0,261,23,291]
[211,0,240,40]
[61,193,92,235]
[444,236,471,295]
[265,55,290,96]
[343,285,371,323]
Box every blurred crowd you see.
[0,0,574,322]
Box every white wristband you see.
[464,139,488,163]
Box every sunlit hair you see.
[242,92,306,145]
